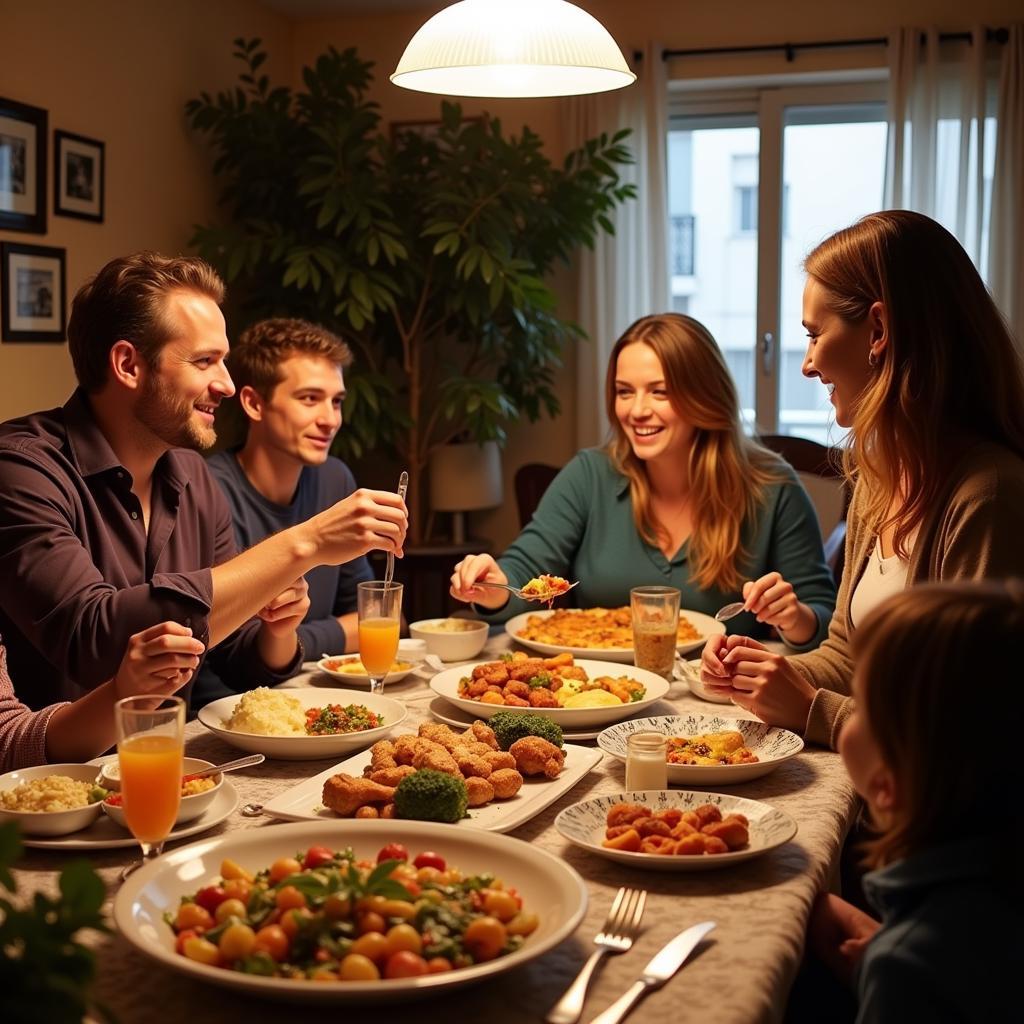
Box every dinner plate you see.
[555,789,798,871]
[505,608,723,662]
[427,695,679,743]
[260,741,603,834]
[197,688,407,760]
[597,714,804,785]
[314,656,421,688]
[21,780,239,850]
[114,819,588,1003]
[429,659,672,729]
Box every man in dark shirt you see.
[195,318,373,706]
[0,252,408,710]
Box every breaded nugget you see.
[393,734,429,765]
[606,802,647,827]
[366,764,417,787]
[633,816,672,838]
[702,817,749,850]
[508,736,565,778]
[322,773,395,816]
[503,694,530,707]
[380,803,396,818]
[484,750,516,771]
[504,680,530,700]
[488,768,524,799]
[693,803,722,827]
[455,752,492,779]
[558,665,588,681]
[418,722,461,751]
[368,740,397,770]
[508,659,546,681]
[527,688,558,708]
[464,776,495,807]
[413,745,462,776]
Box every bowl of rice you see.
[98,756,223,828]
[196,686,406,760]
[0,763,108,836]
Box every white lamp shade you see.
[391,0,636,98]
[430,440,504,512]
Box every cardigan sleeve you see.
[0,643,67,772]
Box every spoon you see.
[714,601,747,623]
[474,580,580,602]
[185,753,265,779]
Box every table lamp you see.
[429,440,504,543]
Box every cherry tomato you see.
[377,842,408,863]
[176,902,214,932]
[427,956,454,974]
[175,928,198,955]
[384,950,429,978]
[253,924,290,962]
[221,878,253,904]
[483,890,519,922]
[269,857,302,884]
[358,911,387,935]
[463,916,507,962]
[280,907,313,940]
[385,922,422,955]
[350,931,390,964]
[218,923,256,960]
[303,845,335,869]
[193,885,228,913]
[275,885,307,911]
[182,936,221,966]
[413,851,446,872]
[214,898,248,925]
[339,953,380,981]
[220,858,253,882]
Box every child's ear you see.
[869,765,898,814]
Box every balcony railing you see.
[671,214,695,276]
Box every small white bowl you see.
[676,658,732,704]
[0,763,106,836]
[100,757,222,829]
[410,617,488,661]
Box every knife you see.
[587,921,716,1024]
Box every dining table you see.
[10,633,860,1024]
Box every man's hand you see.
[113,621,205,701]
[308,488,408,565]
[258,577,311,638]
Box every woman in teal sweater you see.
[450,314,836,649]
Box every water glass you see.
[630,585,680,679]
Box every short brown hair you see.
[67,252,225,392]
[228,318,353,398]
[852,580,1024,869]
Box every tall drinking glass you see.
[115,694,185,878]
[358,581,403,694]
[630,586,681,680]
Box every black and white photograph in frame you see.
[54,130,104,222]
[0,97,47,233]
[1,242,66,342]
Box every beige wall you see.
[0,0,291,419]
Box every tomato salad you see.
[168,842,539,981]
[304,703,383,736]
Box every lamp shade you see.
[430,440,504,512]
[390,0,636,98]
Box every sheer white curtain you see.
[885,25,1024,351]
[562,42,670,450]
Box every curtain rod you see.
[636,26,1009,63]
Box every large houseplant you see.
[187,39,634,540]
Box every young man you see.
[0,252,407,711]
[194,319,371,705]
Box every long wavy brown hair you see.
[853,580,1024,870]
[804,210,1024,557]
[604,314,781,591]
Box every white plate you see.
[114,819,588,1003]
[314,656,420,688]
[261,742,602,834]
[22,780,239,850]
[427,695,679,743]
[197,688,407,760]
[506,608,723,661]
[597,714,804,785]
[555,789,798,871]
[429,659,671,729]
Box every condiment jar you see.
[625,731,668,791]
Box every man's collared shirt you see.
[0,389,300,709]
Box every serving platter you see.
[597,714,804,785]
[505,607,723,662]
[429,659,671,729]
[114,819,588,1003]
[555,789,797,871]
[260,742,602,834]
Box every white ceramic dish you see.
[314,655,421,688]
[197,688,407,760]
[505,608,724,662]
[555,789,798,871]
[429,659,671,729]
[597,714,804,785]
[0,763,105,836]
[96,756,222,827]
[21,780,239,850]
[114,819,588,1003]
[410,617,489,661]
[676,657,732,704]
[261,741,602,833]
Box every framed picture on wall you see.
[1,242,66,343]
[0,97,47,233]
[54,130,105,222]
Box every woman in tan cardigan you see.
[701,210,1024,748]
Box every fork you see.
[474,579,580,602]
[384,470,409,588]
[545,887,647,1024]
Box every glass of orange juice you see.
[357,581,403,693]
[114,694,185,877]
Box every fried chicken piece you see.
[393,734,432,765]
[633,816,672,838]
[557,665,588,681]
[606,802,648,828]
[484,750,517,772]
[368,740,397,771]
[412,744,462,776]
[702,816,750,850]
[508,659,546,681]
[471,663,509,685]
[508,736,565,778]
[527,687,558,708]
[455,752,492,779]
[322,773,395,816]
[463,677,492,698]
[464,776,495,807]
[479,691,505,705]
[488,768,524,799]
[693,803,722,827]
[460,741,495,758]
[504,680,530,700]
[503,694,530,707]
[365,764,417,787]
[459,721,498,750]
[542,653,574,669]
[418,722,461,751]
[380,803,396,818]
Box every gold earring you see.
[868,350,878,368]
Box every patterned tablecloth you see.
[11,638,859,1024]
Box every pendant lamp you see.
[391,0,636,98]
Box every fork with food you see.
[450,555,578,607]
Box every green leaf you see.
[59,860,106,918]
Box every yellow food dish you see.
[323,657,412,675]
[517,606,699,649]
[666,731,759,766]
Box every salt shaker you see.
[625,731,668,791]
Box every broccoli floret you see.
[489,711,564,750]
[393,769,468,823]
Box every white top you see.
[850,538,910,629]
